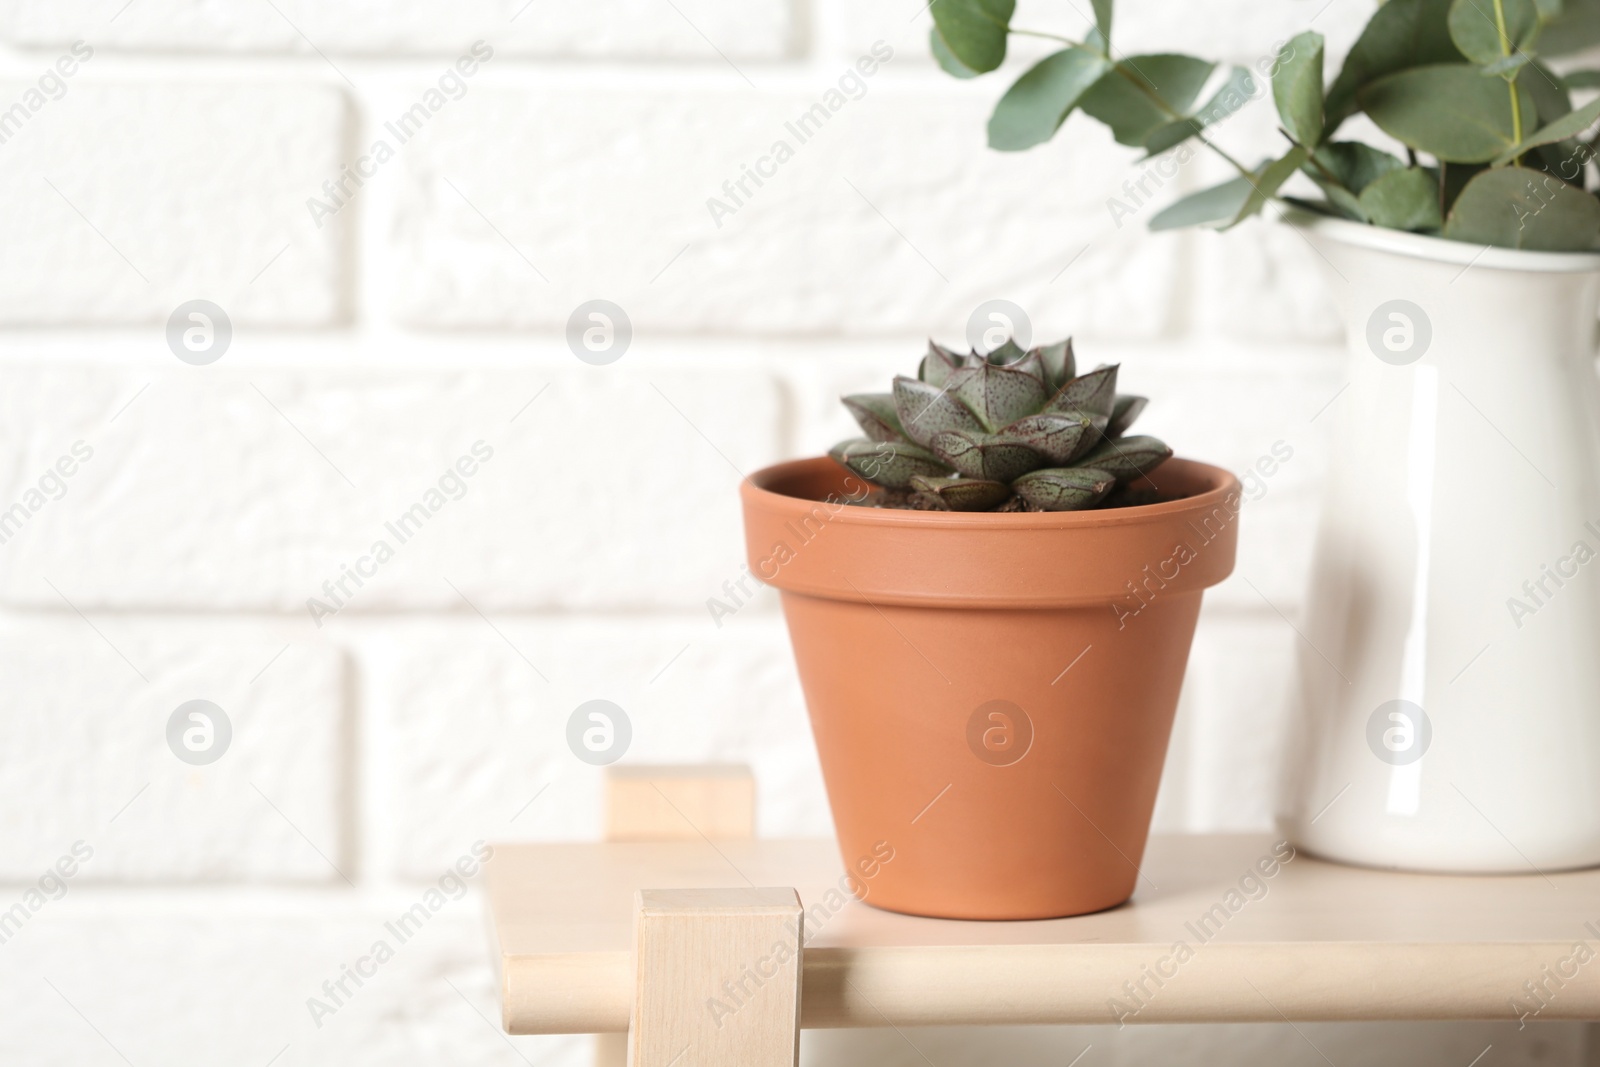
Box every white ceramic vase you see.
[1277,214,1600,873]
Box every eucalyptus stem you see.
[1110,65,1255,179]
[1008,28,1079,44]
[1492,0,1525,150]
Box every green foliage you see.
[1443,165,1600,246]
[1361,65,1538,162]
[989,48,1112,150]
[1447,0,1539,65]
[1494,94,1600,161]
[929,0,1015,74]
[1359,166,1445,229]
[830,339,1172,512]
[1148,173,1256,230]
[930,28,982,79]
[1079,56,1217,148]
[1273,32,1326,148]
[927,0,1600,251]
[1325,0,1465,129]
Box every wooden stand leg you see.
[594,1033,629,1065]
[594,764,757,1067]
[630,888,803,1067]
[604,764,756,842]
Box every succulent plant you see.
[829,337,1171,512]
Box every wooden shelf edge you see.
[501,942,1600,1033]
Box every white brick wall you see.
[0,0,794,58]
[0,1,1592,1064]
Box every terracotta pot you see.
[741,456,1241,919]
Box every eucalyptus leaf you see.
[1358,166,1444,230]
[1012,467,1118,511]
[1092,0,1114,41]
[1141,66,1256,158]
[988,48,1114,150]
[1313,182,1372,220]
[1325,0,1465,129]
[1282,195,1358,220]
[1441,160,1488,213]
[1540,0,1600,54]
[1481,52,1534,76]
[929,0,1016,75]
[1524,60,1573,120]
[1360,64,1537,162]
[1274,31,1327,147]
[1149,174,1256,230]
[1231,146,1311,227]
[930,27,982,79]
[1447,0,1539,66]
[1493,92,1600,162]
[1079,55,1217,148]
[1312,141,1406,192]
[1563,69,1600,87]
[1443,164,1600,249]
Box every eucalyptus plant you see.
[830,337,1171,511]
[930,0,1600,250]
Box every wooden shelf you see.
[485,833,1600,1033]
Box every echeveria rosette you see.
[828,337,1172,512]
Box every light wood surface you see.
[593,765,759,1067]
[486,833,1600,1032]
[630,888,802,1066]
[604,764,756,842]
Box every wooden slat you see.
[484,834,1600,1032]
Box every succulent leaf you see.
[984,338,1027,365]
[1003,346,1046,381]
[842,393,909,443]
[891,375,986,446]
[1036,339,1076,391]
[1077,434,1174,479]
[840,337,1172,511]
[920,340,965,387]
[930,430,1047,482]
[1108,394,1148,437]
[1012,467,1118,511]
[909,475,1013,511]
[1047,364,1119,418]
[1002,412,1097,464]
[950,362,1050,431]
[829,437,953,489]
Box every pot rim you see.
[1285,209,1600,274]
[742,455,1241,529]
